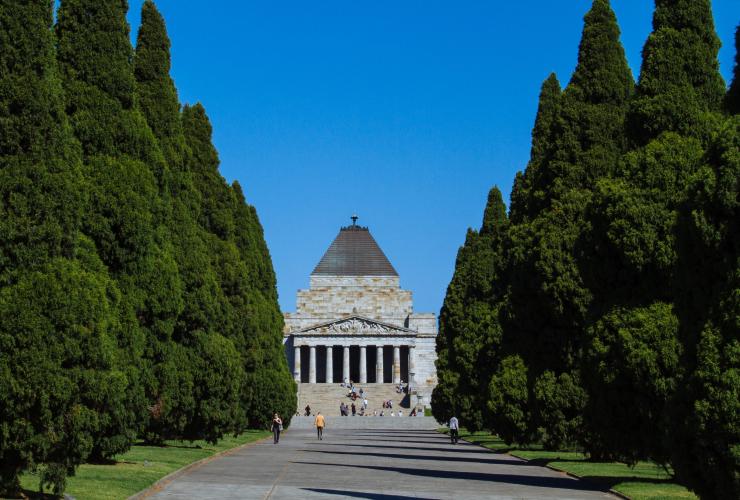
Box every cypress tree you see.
[134,0,188,169]
[486,73,560,445]
[629,0,725,145]
[502,0,633,450]
[134,1,244,442]
[432,187,509,430]
[231,182,296,427]
[0,0,82,277]
[183,104,296,429]
[583,0,728,468]
[510,73,561,224]
[725,25,740,115]
[0,1,133,494]
[672,90,740,500]
[56,0,186,448]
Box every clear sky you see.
[115,1,737,314]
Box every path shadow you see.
[340,430,439,436]
[291,461,608,493]
[302,449,526,466]
[347,429,437,432]
[349,438,449,445]
[302,488,439,500]
[317,442,494,455]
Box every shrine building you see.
[283,217,438,409]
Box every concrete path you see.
[146,429,616,500]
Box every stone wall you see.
[284,273,438,409]
[285,275,413,331]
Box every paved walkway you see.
[147,429,616,499]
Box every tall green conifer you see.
[629,0,725,145]
[183,104,296,428]
[0,0,82,276]
[231,182,296,427]
[133,1,244,442]
[672,116,739,498]
[432,187,509,430]
[725,25,740,114]
[56,0,186,447]
[669,19,739,495]
[0,1,133,494]
[583,0,727,468]
[134,0,188,169]
[502,0,633,449]
[510,73,561,223]
[486,73,560,445]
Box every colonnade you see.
[293,344,415,385]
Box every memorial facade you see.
[283,218,438,408]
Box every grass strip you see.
[18,430,270,500]
[441,430,697,500]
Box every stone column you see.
[359,345,367,384]
[309,346,316,384]
[342,345,350,383]
[376,345,384,384]
[408,345,416,387]
[325,346,333,384]
[393,345,401,384]
[293,346,301,383]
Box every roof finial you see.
[351,214,358,226]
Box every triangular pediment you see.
[295,315,413,335]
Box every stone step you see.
[286,415,439,430]
[296,383,419,418]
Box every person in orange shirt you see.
[314,412,326,440]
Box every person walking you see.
[449,415,459,444]
[314,412,326,440]
[271,413,283,444]
[351,402,356,416]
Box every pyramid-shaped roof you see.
[312,225,398,276]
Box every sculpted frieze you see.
[299,316,410,335]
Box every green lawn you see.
[18,430,270,500]
[441,430,697,500]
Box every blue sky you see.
[116,1,737,314]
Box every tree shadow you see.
[301,448,528,466]
[291,461,608,493]
[347,430,438,435]
[317,442,494,455]
[302,488,439,500]
[349,438,449,445]
[462,442,518,454]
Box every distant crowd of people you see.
[300,378,424,425]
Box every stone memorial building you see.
[283,218,438,408]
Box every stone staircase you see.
[296,383,412,418]
[287,415,439,430]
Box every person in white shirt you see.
[398,410,403,417]
[449,416,459,444]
